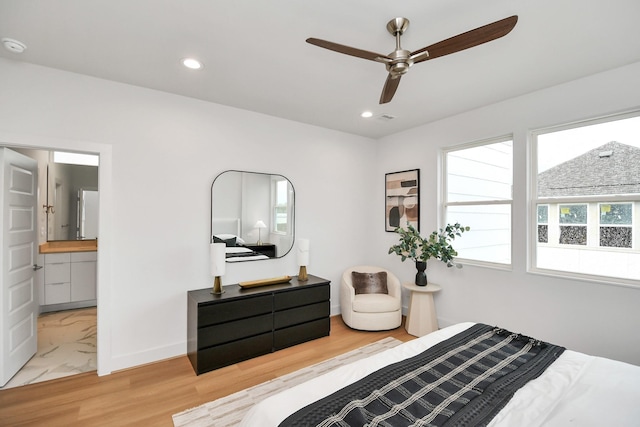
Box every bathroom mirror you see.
[47,157,99,241]
[10,147,99,241]
[211,170,295,262]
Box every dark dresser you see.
[187,275,331,375]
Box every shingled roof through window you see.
[537,141,640,197]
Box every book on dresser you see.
[187,275,331,375]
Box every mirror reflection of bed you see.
[211,170,295,262]
[212,218,271,262]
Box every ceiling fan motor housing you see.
[385,18,413,77]
[386,49,413,76]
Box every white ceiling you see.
[1,0,639,139]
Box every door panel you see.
[9,278,33,312]
[1,148,38,386]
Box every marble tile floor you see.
[1,307,97,390]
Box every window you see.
[443,137,513,265]
[537,205,548,243]
[599,203,632,248]
[532,112,640,283]
[558,204,587,245]
[272,178,289,234]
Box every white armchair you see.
[340,265,402,331]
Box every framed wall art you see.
[385,169,420,232]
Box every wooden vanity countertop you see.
[39,240,98,254]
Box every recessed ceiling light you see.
[182,58,202,70]
[2,38,27,53]
[361,111,373,118]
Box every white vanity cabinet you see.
[70,252,97,301]
[44,253,72,305]
[43,251,97,310]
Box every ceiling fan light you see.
[182,58,202,69]
[361,111,373,118]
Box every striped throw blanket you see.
[279,323,565,427]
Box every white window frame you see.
[528,110,640,288]
[441,135,514,269]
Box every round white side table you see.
[402,283,442,337]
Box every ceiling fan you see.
[306,15,518,104]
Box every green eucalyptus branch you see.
[388,222,470,267]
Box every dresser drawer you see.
[274,317,330,350]
[198,294,272,327]
[274,284,329,311]
[197,332,273,373]
[274,301,330,330]
[199,313,272,349]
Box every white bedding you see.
[240,322,640,427]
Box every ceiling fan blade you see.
[306,38,390,62]
[379,74,402,104]
[411,15,518,64]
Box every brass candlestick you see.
[298,265,308,281]
[211,276,225,294]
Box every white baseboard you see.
[109,341,185,373]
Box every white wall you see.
[2,55,639,373]
[0,58,377,373]
[374,61,640,365]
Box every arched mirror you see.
[211,170,295,262]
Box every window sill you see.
[454,258,512,272]
[528,267,640,290]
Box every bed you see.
[223,245,269,262]
[240,322,640,426]
[212,218,269,262]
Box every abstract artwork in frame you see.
[385,169,420,232]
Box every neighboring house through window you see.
[532,113,640,283]
[537,204,549,243]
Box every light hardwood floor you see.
[0,316,414,426]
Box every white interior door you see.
[0,148,38,386]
